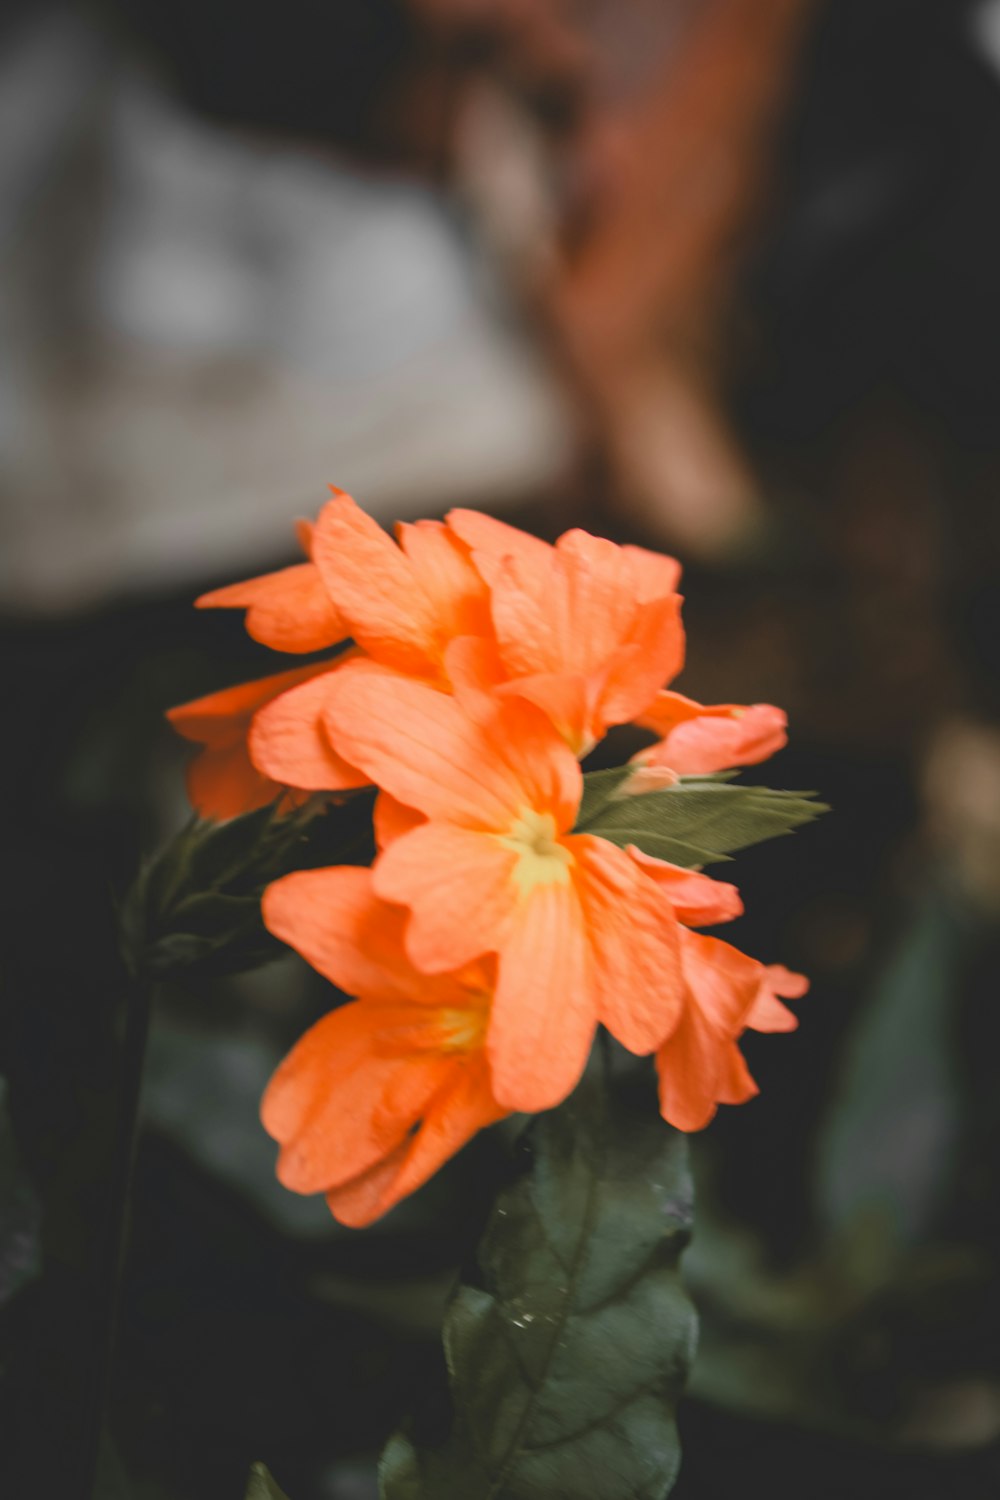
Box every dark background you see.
[4,1,1000,1495]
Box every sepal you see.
[120,793,376,980]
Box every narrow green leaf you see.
[382,1079,696,1500]
[379,1434,423,1500]
[245,1461,291,1500]
[120,791,377,981]
[576,780,827,868]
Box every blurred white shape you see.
[0,49,572,612]
[969,0,1000,75]
[261,159,473,381]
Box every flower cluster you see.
[170,489,805,1226]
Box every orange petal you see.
[373,822,519,973]
[325,1057,506,1227]
[745,964,808,1033]
[766,963,809,1001]
[322,660,580,831]
[599,593,686,726]
[445,508,552,569]
[715,1041,759,1107]
[397,520,492,642]
[262,1001,454,1193]
[658,942,798,1127]
[571,835,683,1054]
[323,1139,412,1228]
[264,863,495,1010]
[678,929,762,1037]
[442,635,509,717]
[479,549,567,677]
[168,659,341,818]
[489,534,632,681]
[313,490,427,672]
[374,792,426,849]
[184,739,284,820]
[655,1006,728,1132]
[488,879,595,1112]
[626,849,743,925]
[197,561,347,653]
[249,664,368,792]
[496,672,594,755]
[167,659,338,749]
[559,526,665,613]
[621,543,682,601]
[636,693,788,775]
[388,1058,506,1196]
[634,690,703,738]
[263,866,426,1004]
[312,491,488,679]
[486,531,685,747]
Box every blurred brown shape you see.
[547,0,816,556]
[924,718,1000,916]
[411,0,817,556]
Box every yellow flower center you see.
[496,809,573,897]
[439,995,490,1053]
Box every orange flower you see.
[197,518,347,653]
[319,659,740,1113]
[247,490,494,791]
[170,490,496,816]
[655,939,808,1131]
[448,513,684,755]
[446,508,787,779]
[171,489,811,1183]
[261,867,506,1227]
[634,690,787,775]
[198,489,493,676]
[166,659,356,819]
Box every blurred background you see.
[4,0,1000,1495]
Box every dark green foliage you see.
[245,1462,291,1500]
[381,1079,696,1500]
[119,792,376,980]
[575,768,826,868]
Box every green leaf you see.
[381,1079,696,1500]
[577,767,740,827]
[245,1462,291,1500]
[379,1434,423,1500]
[575,778,827,868]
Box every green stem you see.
[80,974,154,1499]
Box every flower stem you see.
[80,973,154,1498]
